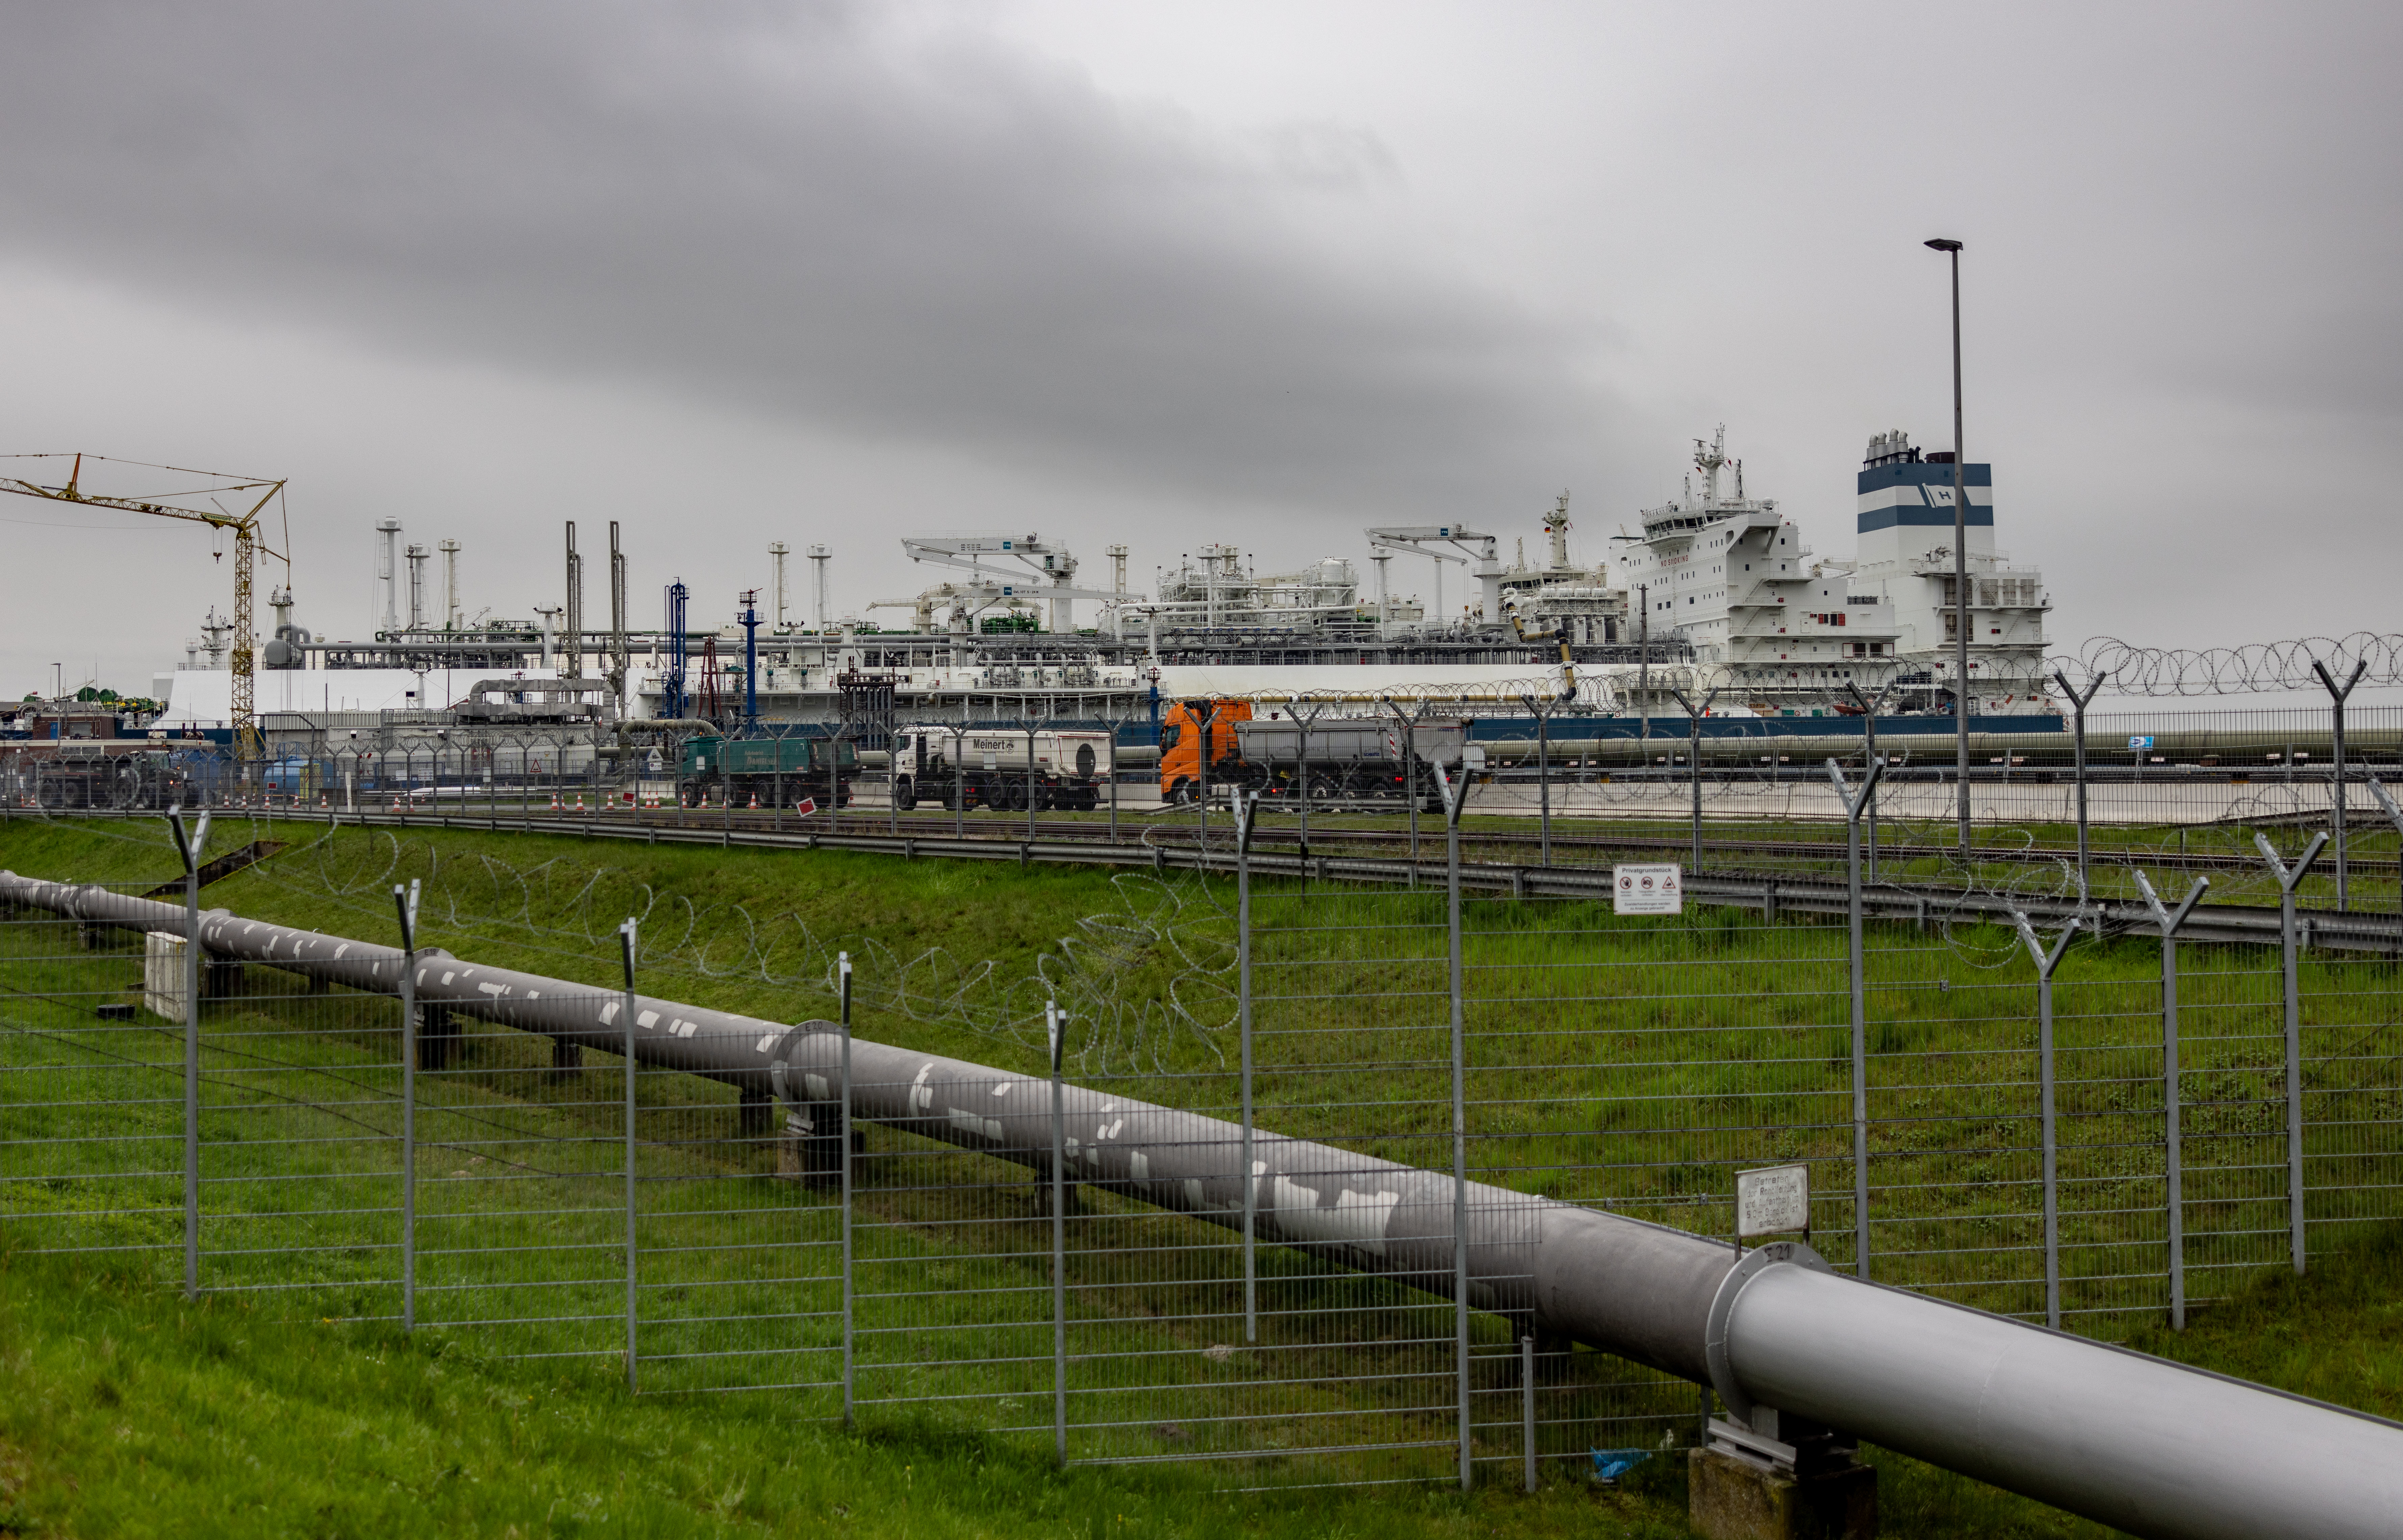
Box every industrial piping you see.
[7,870,2399,1540]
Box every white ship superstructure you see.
[1495,495,1625,645]
[1845,430,2051,702]
[1613,429,1901,702]
[1151,546,1421,629]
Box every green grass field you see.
[4,1216,2398,1538]
[2,813,2399,1534]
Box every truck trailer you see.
[890,726,1113,812]
[1232,715,1472,809]
[7,746,189,811]
[677,734,857,808]
[1157,700,1474,810]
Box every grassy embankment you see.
[2,1212,2398,1538]
[0,815,2397,1529]
[9,813,2392,1323]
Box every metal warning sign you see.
[1613,863,1683,915]
[1736,1164,1810,1239]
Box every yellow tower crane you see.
[1,454,289,761]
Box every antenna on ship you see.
[1694,425,1729,504]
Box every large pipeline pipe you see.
[1479,725,2403,766]
[6,870,2399,1539]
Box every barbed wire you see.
[2055,633,2403,697]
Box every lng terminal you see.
[4,428,2089,807]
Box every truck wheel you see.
[894,776,917,811]
[1166,777,1191,806]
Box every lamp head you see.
[1925,238,1963,252]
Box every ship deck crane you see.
[901,533,1134,632]
[0,454,288,761]
[1365,524,1503,623]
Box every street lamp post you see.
[1927,237,1971,856]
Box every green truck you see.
[676,735,858,808]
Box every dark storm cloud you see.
[0,3,1600,512]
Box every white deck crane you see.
[1364,524,1505,625]
[899,533,1135,633]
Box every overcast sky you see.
[2,1,2396,698]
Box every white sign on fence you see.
[1613,863,1683,915]
[1736,1163,1810,1239]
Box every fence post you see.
[840,952,855,1427]
[2051,670,2107,898]
[1048,1000,1067,1468]
[168,808,209,1303]
[1439,763,1471,1492]
[2134,871,2208,1330]
[2368,779,2403,948]
[1106,713,1123,845]
[1294,708,1315,846]
[2256,832,2328,1274]
[1667,687,1722,874]
[1521,1335,1537,1493]
[1843,682,1895,881]
[1195,701,1216,851]
[392,878,421,1332]
[2012,907,2084,1331]
[1519,695,1553,868]
[619,918,639,1391]
[1827,757,1885,1279]
[1387,699,1419,871]
[1235,792,1260,1342]
[2311,660,2366,911]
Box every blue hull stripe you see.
[1859,506,1996,532]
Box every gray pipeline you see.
[5,869,2398,1539]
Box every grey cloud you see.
[0,2,1603,514]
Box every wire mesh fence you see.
[17,697,2402,932]
[3,762,2401,1492]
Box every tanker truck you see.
[1158,699,1474,810]
[1233,714,1473,810]
[889,725,1114,812]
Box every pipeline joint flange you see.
[1704,1238,1833,1430]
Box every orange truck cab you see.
[1157,699,1250,804]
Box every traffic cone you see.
[749,792,760,809]
[549,791,561,810]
